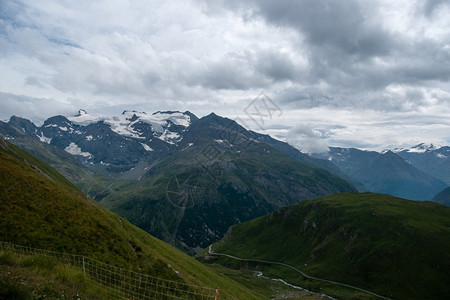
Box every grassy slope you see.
[0,139,261,299]
[0,251,110,300]
[209,193,450,299]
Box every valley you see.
[202,193,450,299]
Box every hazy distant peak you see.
[393,143,442,153]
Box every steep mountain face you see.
[0,138,261,299]
[8,110,196,174]
[0,120,113,195]
[99,116,357,253]
[209,193,450,300]
[432,187,450,206]
[394,143,450,185]
[312,147,448,200]
[7,111,342,178]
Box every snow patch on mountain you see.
[140,143,153,151]
[64,142,93,158]
[157,130,180,144]
[393,143,442,153]
[38,133,51,144]
[67,109,102,125]
[67,110,191,142]
[103,115,144,139]
[150,111,191,127]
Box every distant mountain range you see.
[312,146,448,201]
[433,187,450,206]
[1,110,356,253]
[393,143,450,185]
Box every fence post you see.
[215,287,220,300]
[82,256,86,278]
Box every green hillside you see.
[0,138,261,299]
[99,140,356,253]
[207,193,450,299]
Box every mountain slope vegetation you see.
[99,135,357,253]
[208,193,450,299]
[0,138,261,299]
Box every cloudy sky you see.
[1,0,449,152]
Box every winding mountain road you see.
[208,245,392,300]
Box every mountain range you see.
[2,110,449,255]
[393,143,450,185]
[1,110,357,253]
[312,146,448,201]
[433,186,450,206]
[2,109,449,299]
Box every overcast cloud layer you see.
[0,0,449,151]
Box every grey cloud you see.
[25,77,45,88]
[421,0,450,17]
[196,63,259,90]
[0,92,76,124]
[211,0,450,113]
[189,49,301,90]
[286,124,329,153]
[187,52,267,90]
[233,0,395,59]
[255,50,298,82]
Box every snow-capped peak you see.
[392,143,442,153]
[408,143,441,153]
[66,110,194,143]
[68,109,101,125]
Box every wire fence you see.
[0,241,228,300]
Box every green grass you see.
[0,138,261,299]
[205,193,450,299]
[0,251,109,300]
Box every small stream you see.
[255,271,337,300]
